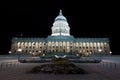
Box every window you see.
[83,42,85,46]
[86,42,89,46]
[63,42,66,46]
[56,42,58,46]
[67,42,69,46]
[25,50,27,53]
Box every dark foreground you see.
[28,63,88,74]
[0,55,120,80]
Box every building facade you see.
[10,10,111,57]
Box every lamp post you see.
[8,51,12,54]
[109,51,112,57]
[98,49,102,61]
[110,51,112,55]
[17,48,22,61]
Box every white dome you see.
[51,10,70,36]
[55,10,67,21]
[55,15,67,21]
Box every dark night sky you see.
[0,1,119,55]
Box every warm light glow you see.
[67,46,69,49]
[97,42,100,46]
[39,51,41,53]
[110,51,112,54]
[86,53,89,56]
[32,52,36,55]
[9,51,12,54]
[17,48,22,52]
[76,54,79,56]
[98,49,102,52]
[89,52,92,54]
[42,54,45,56]
[83,42,85,46]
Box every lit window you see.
[25,42,28,46]
[97,42,100,46]
[94,42,96,46]
[63,42,66,46]
[90,42,93,46]
[101,43,103,46]
[76,42,78,46]
[67,42,69,46]
[59,42,62,46]
[56,42,58,46]
[18,42,20,46]
[104,42,107,45]
[86,42,89,46]
[83,42,85,46]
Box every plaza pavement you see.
[0,55,120,80]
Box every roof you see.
[46,35,74,41]
[12,37,109,43]
[12,38,45,42]
[55,10,67,22]
[75,38,109,42]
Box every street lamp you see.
[8,51,12,54]
[98,49,102,61]
[110,51,112,54]
[109,51,112,57]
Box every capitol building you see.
[10,10,111,57]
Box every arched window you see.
[67,42,69,46]
[89,42,92,47]
[29,42,31,46]
[76,42,78,47]
[94,42,96,46]
[25,42,28,46]
[83,42,85,46]
[17,42,21,46]
[48,42,51,46]
[52,42,54,46]
[63,42,66,46]
[86,42,89,46]
[56,42,58,46]
[59,42,62,46]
